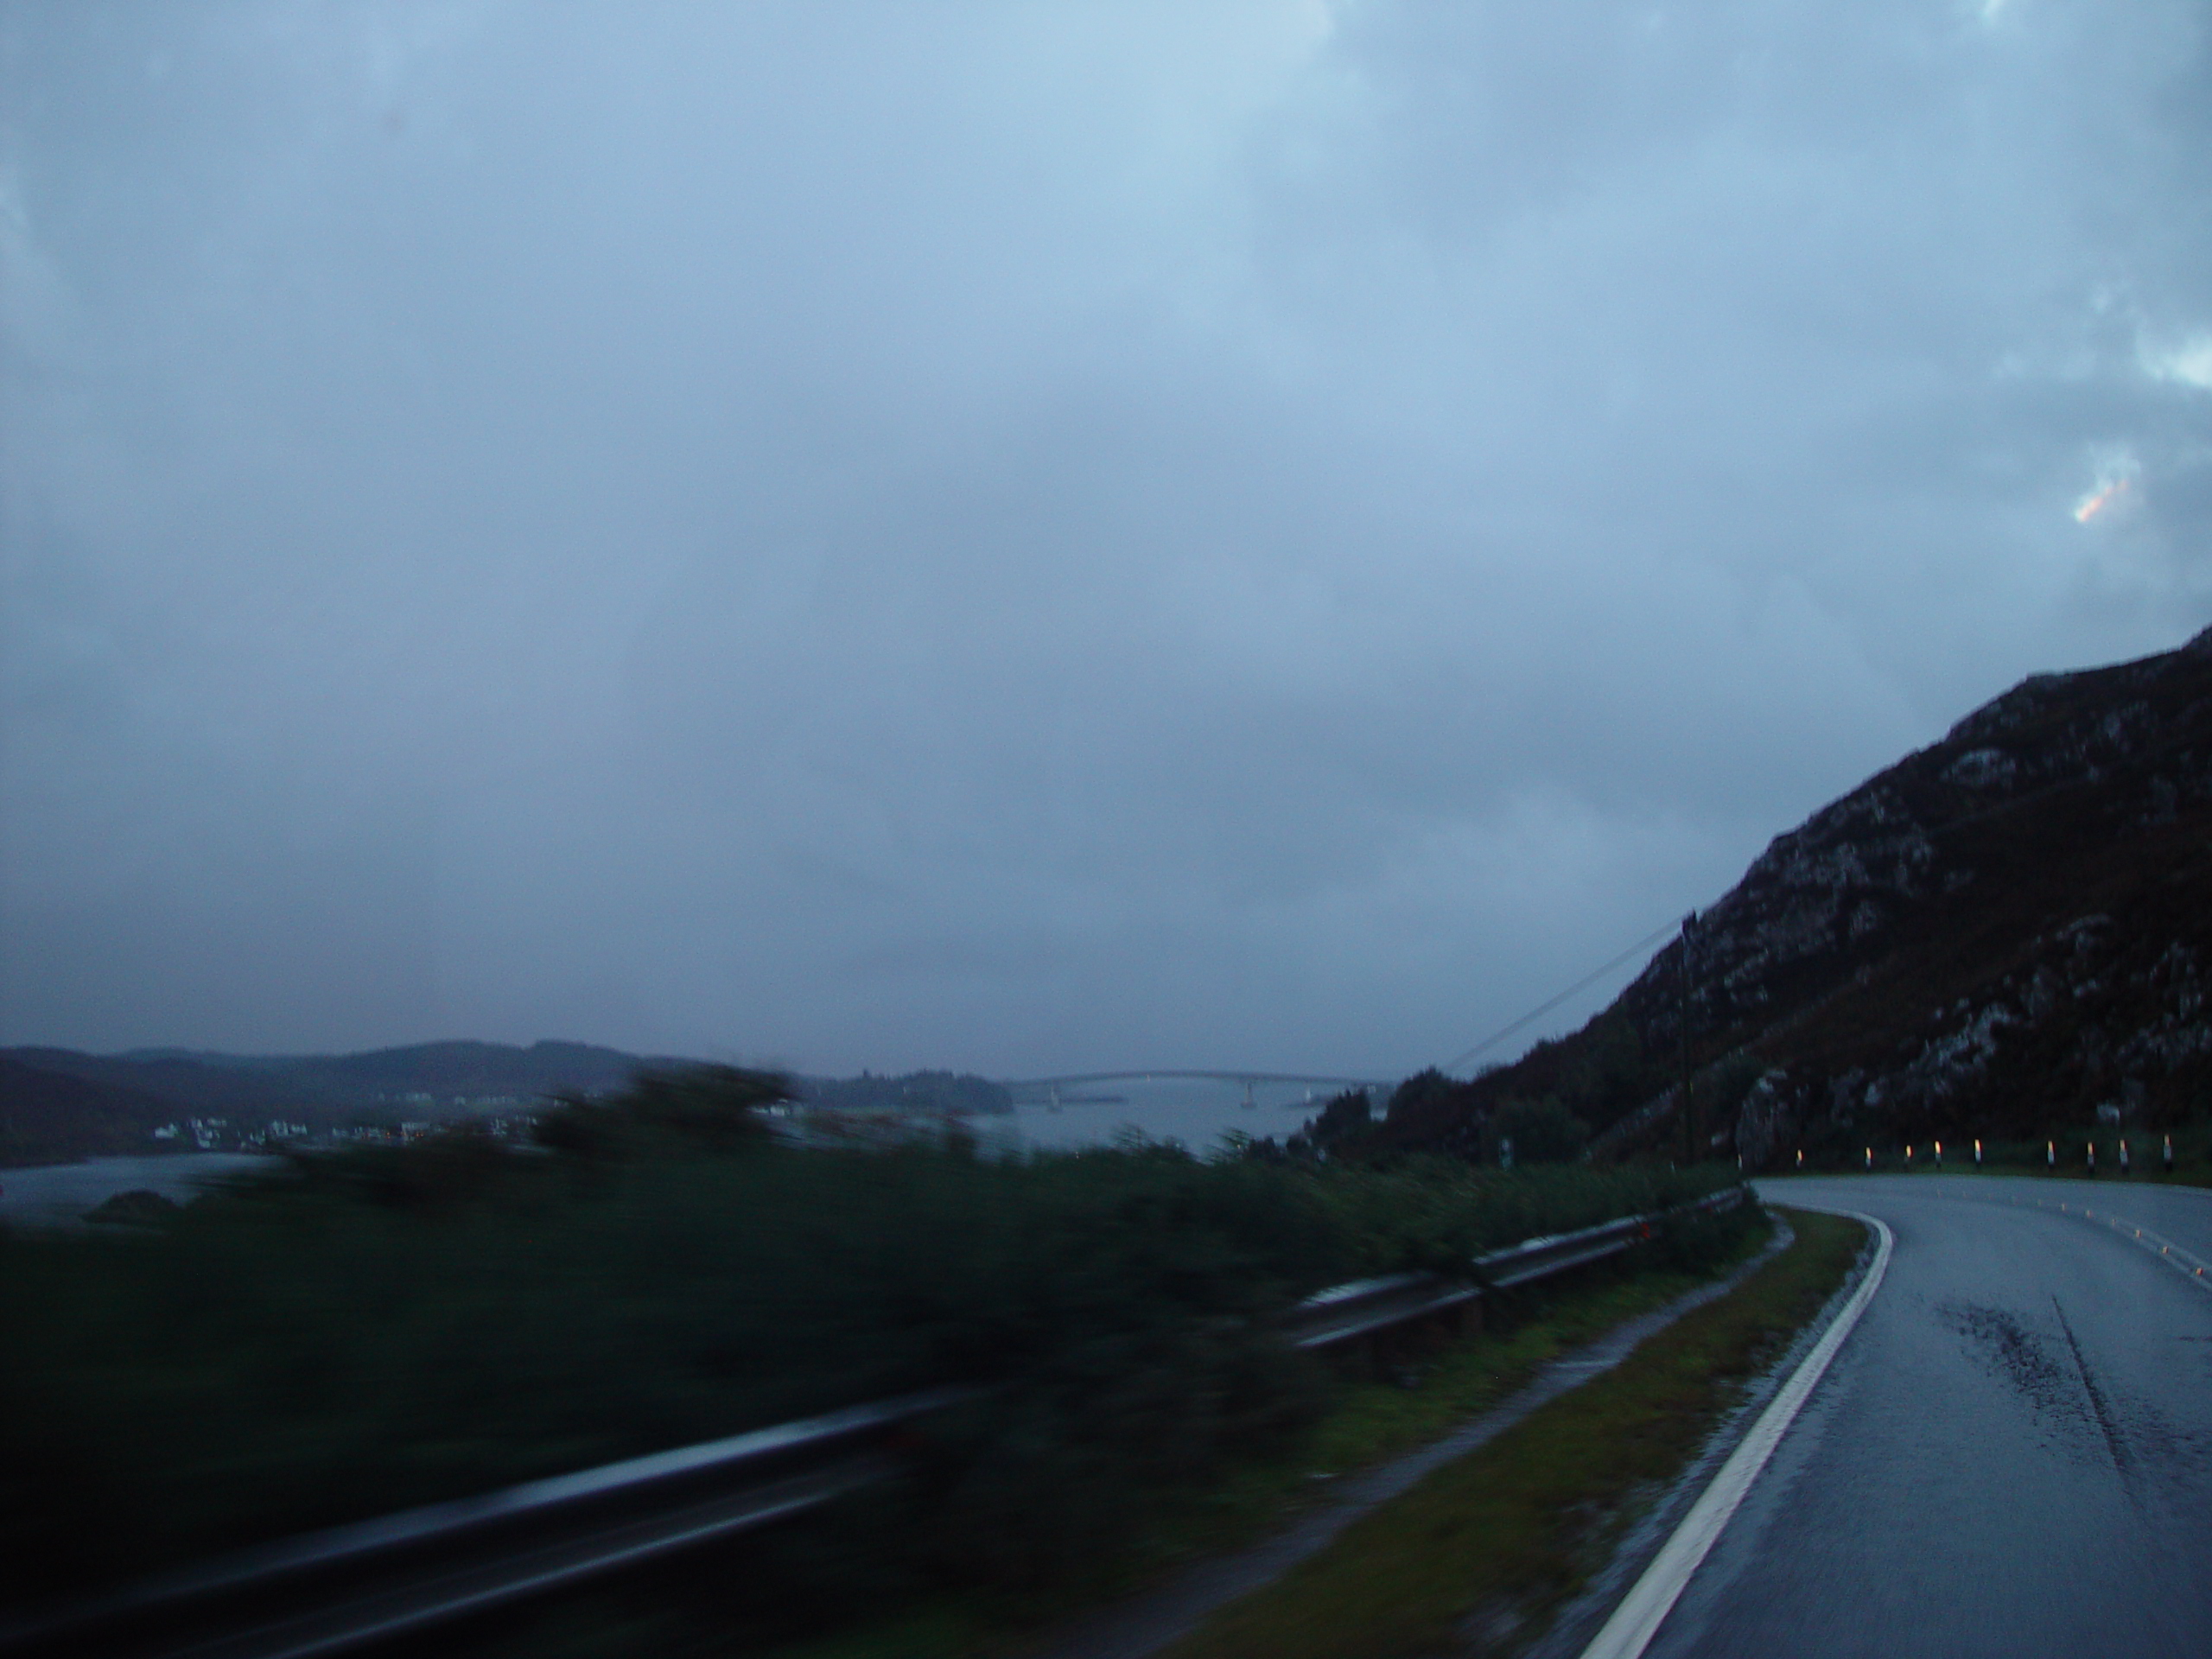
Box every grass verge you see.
[1135,1215,1778,1581]
[1158,1206,1866,1659]
[0,1123,1734,1611]
[739,1213,1773,1659]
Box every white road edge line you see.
[1576,1208,1894,1659]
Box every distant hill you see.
[0,1042,1022,1167]
[0,1040,676,1166]
[1375,626,2212,1167]
[257,1039,662,1105]
[10,1039,662,1109]
[11,1048,339,1117]
[0,1055,181,1166]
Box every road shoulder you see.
[1150,1208,1868,1659]
[1037,1219,1798,1659]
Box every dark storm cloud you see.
[3,2,2208,1071]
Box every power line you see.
[1443,917,1682,1077]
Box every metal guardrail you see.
[1284,1184,1747,1348]
[1483,1183,1745,1287]
[0,1389,973,1659]
[3,1185,1749,1659]
[1286,1271,1484,1350]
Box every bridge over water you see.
[1000,1070,1400,1109]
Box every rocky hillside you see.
[1379,626,2212,1168]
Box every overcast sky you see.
[3,1,2208,1075]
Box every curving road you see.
[1636,1175,2212,1658]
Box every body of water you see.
[1008,1077,1355,1155]
[0,1152,281,1227]
[0,1090,1365,1223]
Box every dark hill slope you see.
[258,1039,655,1103]
[1381,626,2212,1166]
[8,1039,658,1116]
[0,1041,671,1166]
[0,1057,179,1166]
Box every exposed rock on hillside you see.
[1381,626,2212,1166]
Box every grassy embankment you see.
[0,1071,1739,1645]
[743,1204,1770,1659]
[1158,1207,1866,1659]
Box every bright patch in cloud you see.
[2140,334,2212,391]
[2074,474,2133,524]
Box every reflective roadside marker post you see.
[1935,1140,1943,1169]
[2048,1140,2056,1170]
[1974,1137,1983,1167]
[1796,1148,1804,1168]
[2166,1135,2177,1173]
[2120,1138,2130,1174]
[1866,1146,1874,1171]
[1905,1144,1914,1168]
[2088,1141,2096,1173]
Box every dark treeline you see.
[0,1067,1738,1630]
[1287,1030,1765,1168]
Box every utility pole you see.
[1680,911,1698,1166]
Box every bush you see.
[0,1071,1735,1616]
[1478,1097,1590,1165]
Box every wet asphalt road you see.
[1642,1175,2212,1659]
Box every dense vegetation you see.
[0,1069,1734,1619]
[1293,1051,1718,1169]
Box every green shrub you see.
[0,1071,1733,1615]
